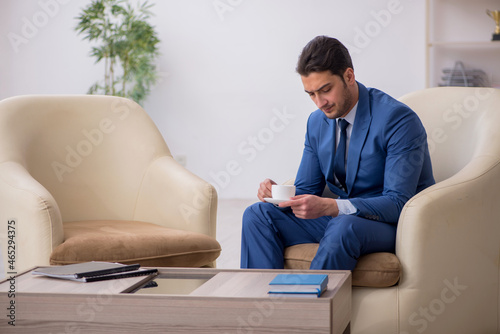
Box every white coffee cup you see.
[271,185,296,200]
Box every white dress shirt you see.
[335,102,358,216]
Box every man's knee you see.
[242,202,275,230]
[243,202,266,223]
[244,201,282,219]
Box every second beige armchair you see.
[0,95,221,274]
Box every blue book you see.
[268,274,329,297]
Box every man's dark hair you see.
[296,36,353,78]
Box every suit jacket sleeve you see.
[349,107,432,223]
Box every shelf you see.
[429,41,500,48]
[426,0,500,87]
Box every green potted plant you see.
[75,0,160,105]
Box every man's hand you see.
[257,178,277,202]
[279,195,339,219]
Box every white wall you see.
[0,0,426,199]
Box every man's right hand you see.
[257,178,277,202]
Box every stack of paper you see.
[440,61,490,87]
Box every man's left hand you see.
[279,195,339,219]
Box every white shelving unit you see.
[426,0,500,87]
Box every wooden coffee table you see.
[0,267,351,333]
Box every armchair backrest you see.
[0,95,171,222]
[399,87,500,183]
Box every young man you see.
[240,36,435,270]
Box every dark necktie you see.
[334,119,349,191]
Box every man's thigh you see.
[310,215,397,269]
[322,215,397,255]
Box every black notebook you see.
[31,261,154,282]
[78,268,158,282]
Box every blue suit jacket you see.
[295,82,435,224]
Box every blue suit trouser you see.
[240,202,397,270]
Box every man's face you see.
[301,70,357,119]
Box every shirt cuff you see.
[336,199,358,216]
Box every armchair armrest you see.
[134,156,217,238]
[395,155,500,329]
[0,162,64,274]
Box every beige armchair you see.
[0,95,220,275]
[284,87,500,333]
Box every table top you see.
[0,267,350,300]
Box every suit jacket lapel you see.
[346,82,372,194]
[324,116,336,185]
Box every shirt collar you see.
[338,102,358,126]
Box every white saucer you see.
[264,198,290,205]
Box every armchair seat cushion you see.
[50,220,221,268]
[284,243,401,287]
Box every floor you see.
[215,198,256,269]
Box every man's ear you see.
[344,68,355,85]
